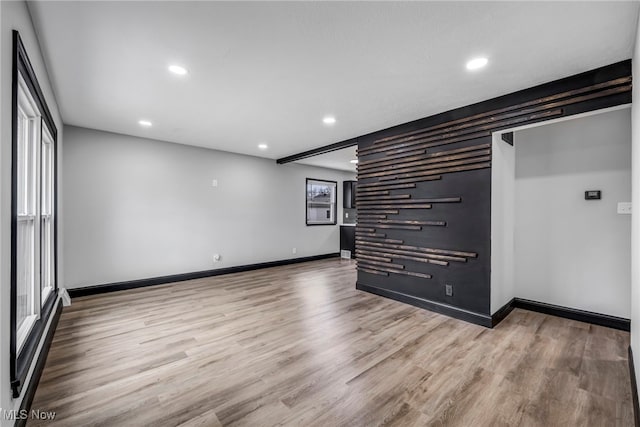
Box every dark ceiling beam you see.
[276,137,358,164]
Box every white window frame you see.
[41,125,55,304]
[15,74,42,354]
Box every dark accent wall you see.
[355,60,632,326]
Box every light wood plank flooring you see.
[29,259,632,426]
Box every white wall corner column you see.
[490,132,516,314]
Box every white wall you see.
[63,125,355,289]
[490,132,516,314]
[512,108,631,318]
[631,8,640,378]
[1,1,64,425]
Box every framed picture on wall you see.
[306,178,337,225]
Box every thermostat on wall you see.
[585,190,601,200]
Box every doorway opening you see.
[491,105,632,319]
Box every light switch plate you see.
[617,202,632,215]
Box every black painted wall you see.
[357,136,491,315]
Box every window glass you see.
[306,179,337,225]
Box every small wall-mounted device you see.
[584,190,601,200]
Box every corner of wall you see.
[490,132,516,314]
[631,5,640,393]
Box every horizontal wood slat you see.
[358,223,422,231]
[357,262,432,279]
[355,211,399,217]
[356,259,405,269]
[374,219,446,226]
[358,204,433,210]
[357,244,467,263]
[355,232,386,238]
[355,227,376,233]
[357,197,461,205]
[355,236,405,244]
[355,194,412,202]
[353,190,389,197]
[357,176,442,189]
[356,248,449,266]
[355,253,392,263]
[356,184,416,193]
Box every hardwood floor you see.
[29,259,632,426]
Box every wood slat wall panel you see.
[355,64,631,321]
[357,143,492,171]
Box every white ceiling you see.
[28,1,639,164]
[296,146,357,172]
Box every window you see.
[306,179,337,225]
[11,31,58,398]
[15,74,41,353]
[41,125,55,303]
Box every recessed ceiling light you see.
[168,65,188,75]
[258,143,268,150]
[323,116,336,125]
[350,159,358,164]
[466,57,488,71]
[138,120,152,127]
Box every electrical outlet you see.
[618,202,632,215]
[445,284,453,297]
[213,254,221,262]
[292,247,297,254]
[212,179,218,187]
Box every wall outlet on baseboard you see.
[445,284,453,297]
[292,247,297,254]
[213,254,221,262]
